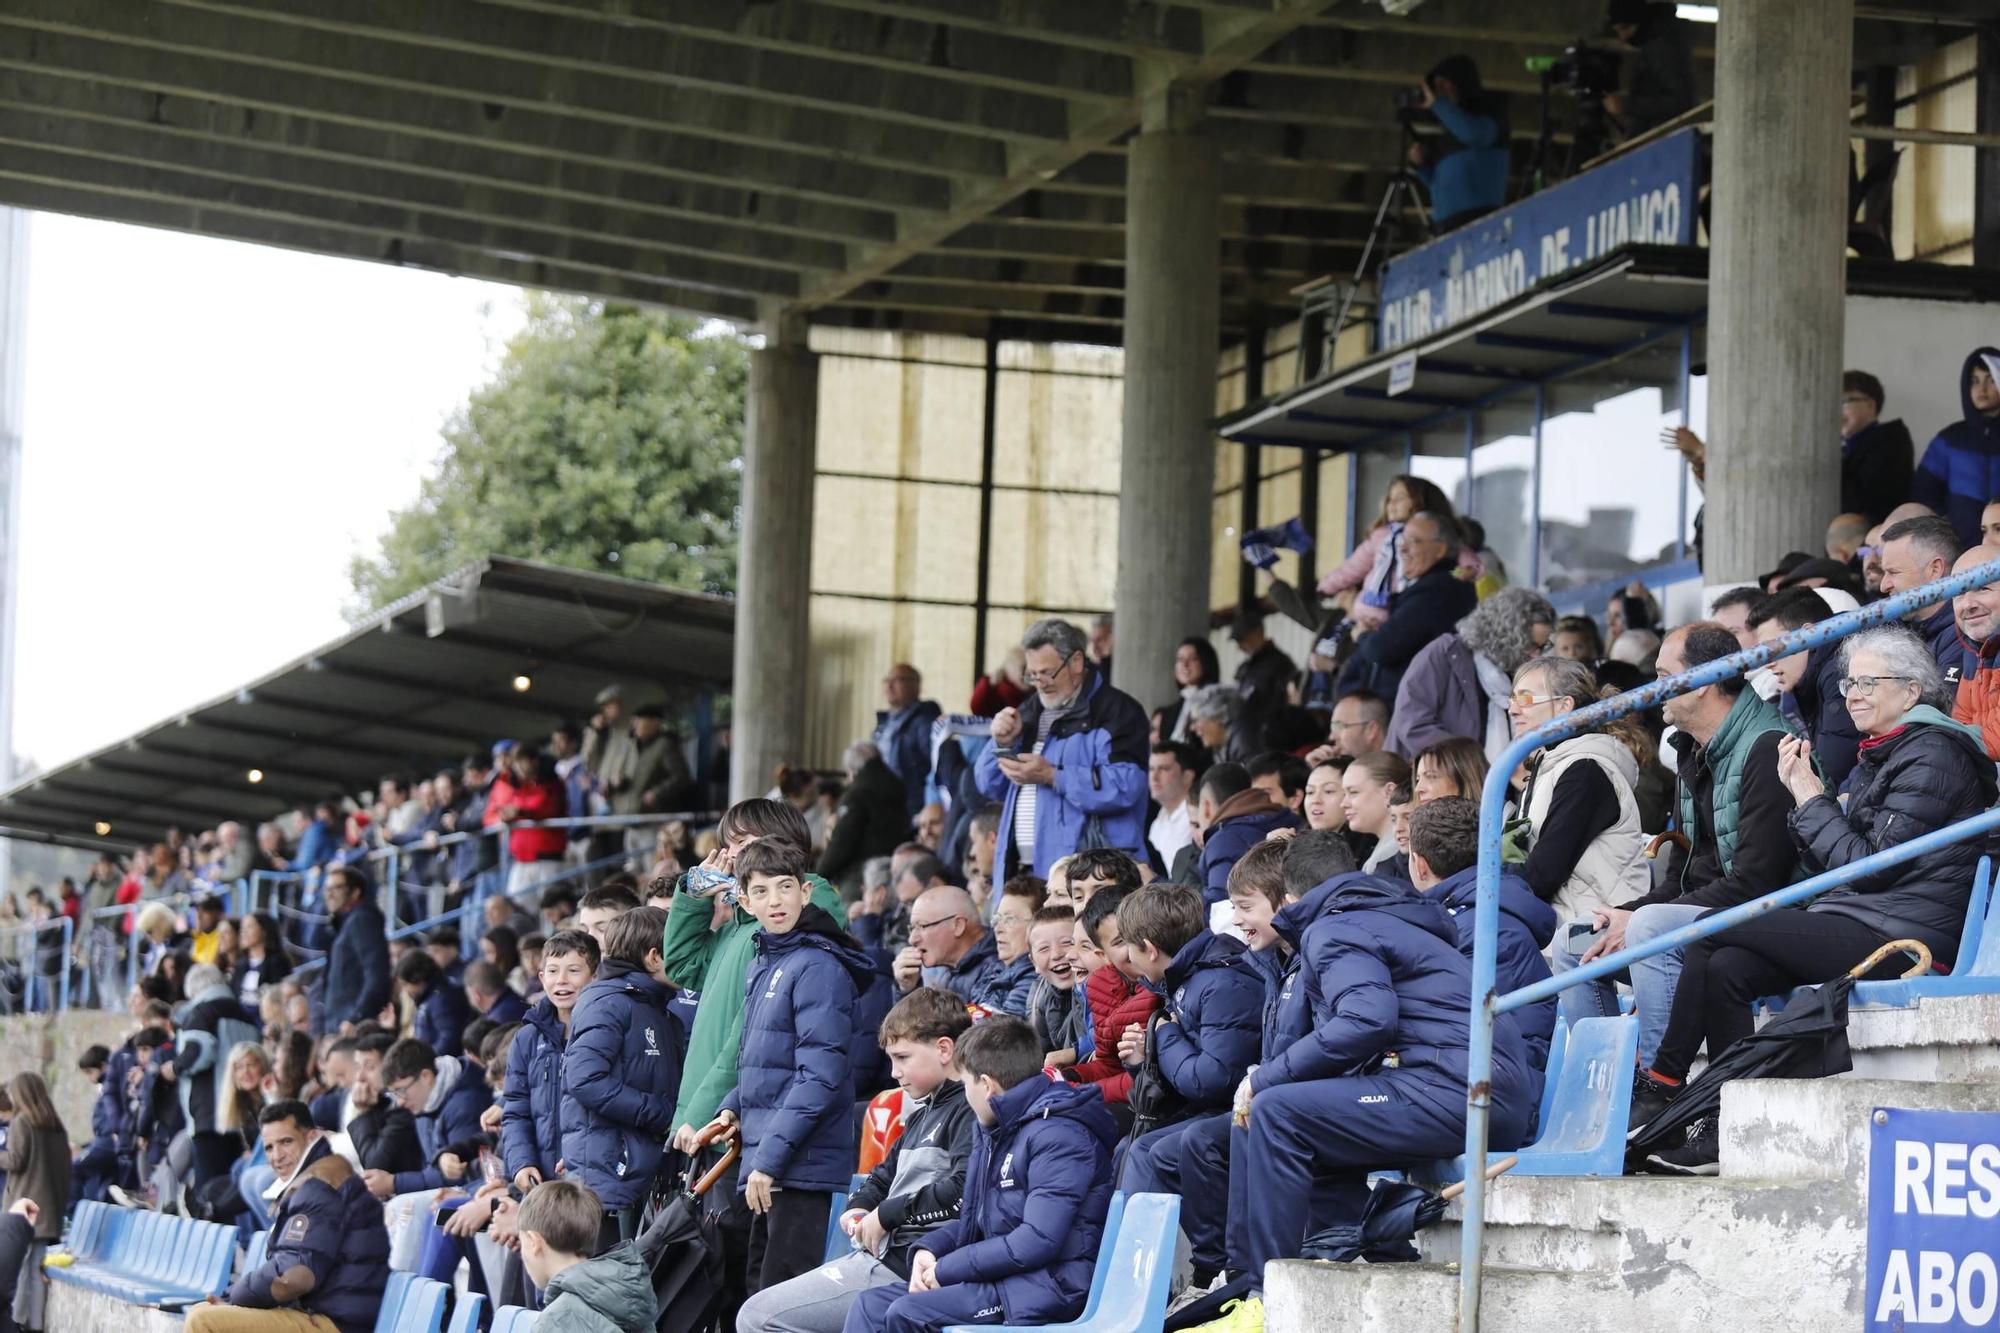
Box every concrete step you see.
[1722,1075,2000,1182]
[1844,992,2000,1081]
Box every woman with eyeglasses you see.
[1341,752,1410,876]
[1505,656,1651,931]
[1632,626,1996,1174]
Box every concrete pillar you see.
[1704,0,1854,582]
[1113,89,1221,712]
[730,311,818,803]
[0,210,24,895]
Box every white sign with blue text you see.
[1868,1107,2000,1329]
[1376,128,1702,352]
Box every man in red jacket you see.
[486,741,569,898]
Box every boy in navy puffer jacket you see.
[500,929,599,1193]
[1117,873,1270,1295]
[841,1016,1118,1333]
[563,909,685,1254]
[703,839,876,1295]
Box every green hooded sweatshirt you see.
[536,1242,656,1333]
[665,870,846,1132]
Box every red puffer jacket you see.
[1067,963,1160,1104]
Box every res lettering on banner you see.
[1868,1108,2000,1329]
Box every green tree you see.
[348,294,747,615]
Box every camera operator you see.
[1605,0,1696,140]
[1405,55,1510,233]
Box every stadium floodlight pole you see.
[1459,553,2000,1331]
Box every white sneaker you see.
[108,1185,155,1211]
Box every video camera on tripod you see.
[1525,39,1625,184]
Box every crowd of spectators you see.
[10,351,2000,1333]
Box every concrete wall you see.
[0,1009,129,1137]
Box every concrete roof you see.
[1,2,1978,344]
[0,557,733,845]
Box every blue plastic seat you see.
[1077,1192,1126,1322]
[944,1192,1177,1333]
[244,1228,270,1275]
[492,1307,542,1333]
[375,1270,418,1333]
[446,1292,486,1333]
[1508,1016,1640,1177]
[395,1275,450,1333]
[823,1170,872,1263]
[823,1189,849,1263]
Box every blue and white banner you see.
[1867,1107,2000,1330]
[1378,128,1702,351]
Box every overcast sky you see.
[14,212,523,774]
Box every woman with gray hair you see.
[1183,683,1254,764]
[1633,626,1998,1173]
[1505,654,1651,929]
[1387,586,1556,762]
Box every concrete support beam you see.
[731,317,820,803]
[1113,92,1220,712]
[1704,0,1853,581]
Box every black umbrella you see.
[1300,1156,1518,1264]
[638,1127,739,1333]
[1626,937,1931,1162]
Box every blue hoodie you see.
[500,996,568,1180]
[1432,865,1558,1072]
[1911,346,2000,548]
[561,961,685,1209]
[1148,930,1263,1109]
[1254,873,1534,1129]
[924,1076,1119,1326]
[724,905,876,1192]
[1198,800,1299,907]
[391,1057,493,1194]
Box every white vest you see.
[1524,732,1651,924]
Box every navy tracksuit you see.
[500,996,568,1179]
[1170,933,1317,1273]
[1117,931,1262,1264]
[843,1077,1118,1333]
[1433,864,1559,1075]
[561,961,685,1211]
[1231,874,1537,1287]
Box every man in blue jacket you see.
[876,663,944,821]
[562,911,684,1252]
[975,618,1149,880]
[1911,347,2000,547]
[842,1017,1118,1333]
[1199,873,1537,1333]
[315,867,389,1036]
[1407,54,1508,232]
[1408,798,1558,1073]
[704,839,875,1295]
[369,1037,491,1199]
[188,1101,390,1333]
[1879,514,1972,686]
[1115,884,1262,1275]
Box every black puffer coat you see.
[1790,708,1998,965]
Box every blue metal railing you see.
[1459,554,2000,1329]
[0,915,74,1013]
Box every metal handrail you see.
[0,915,75,1013]
[1460,554,2000,1329]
